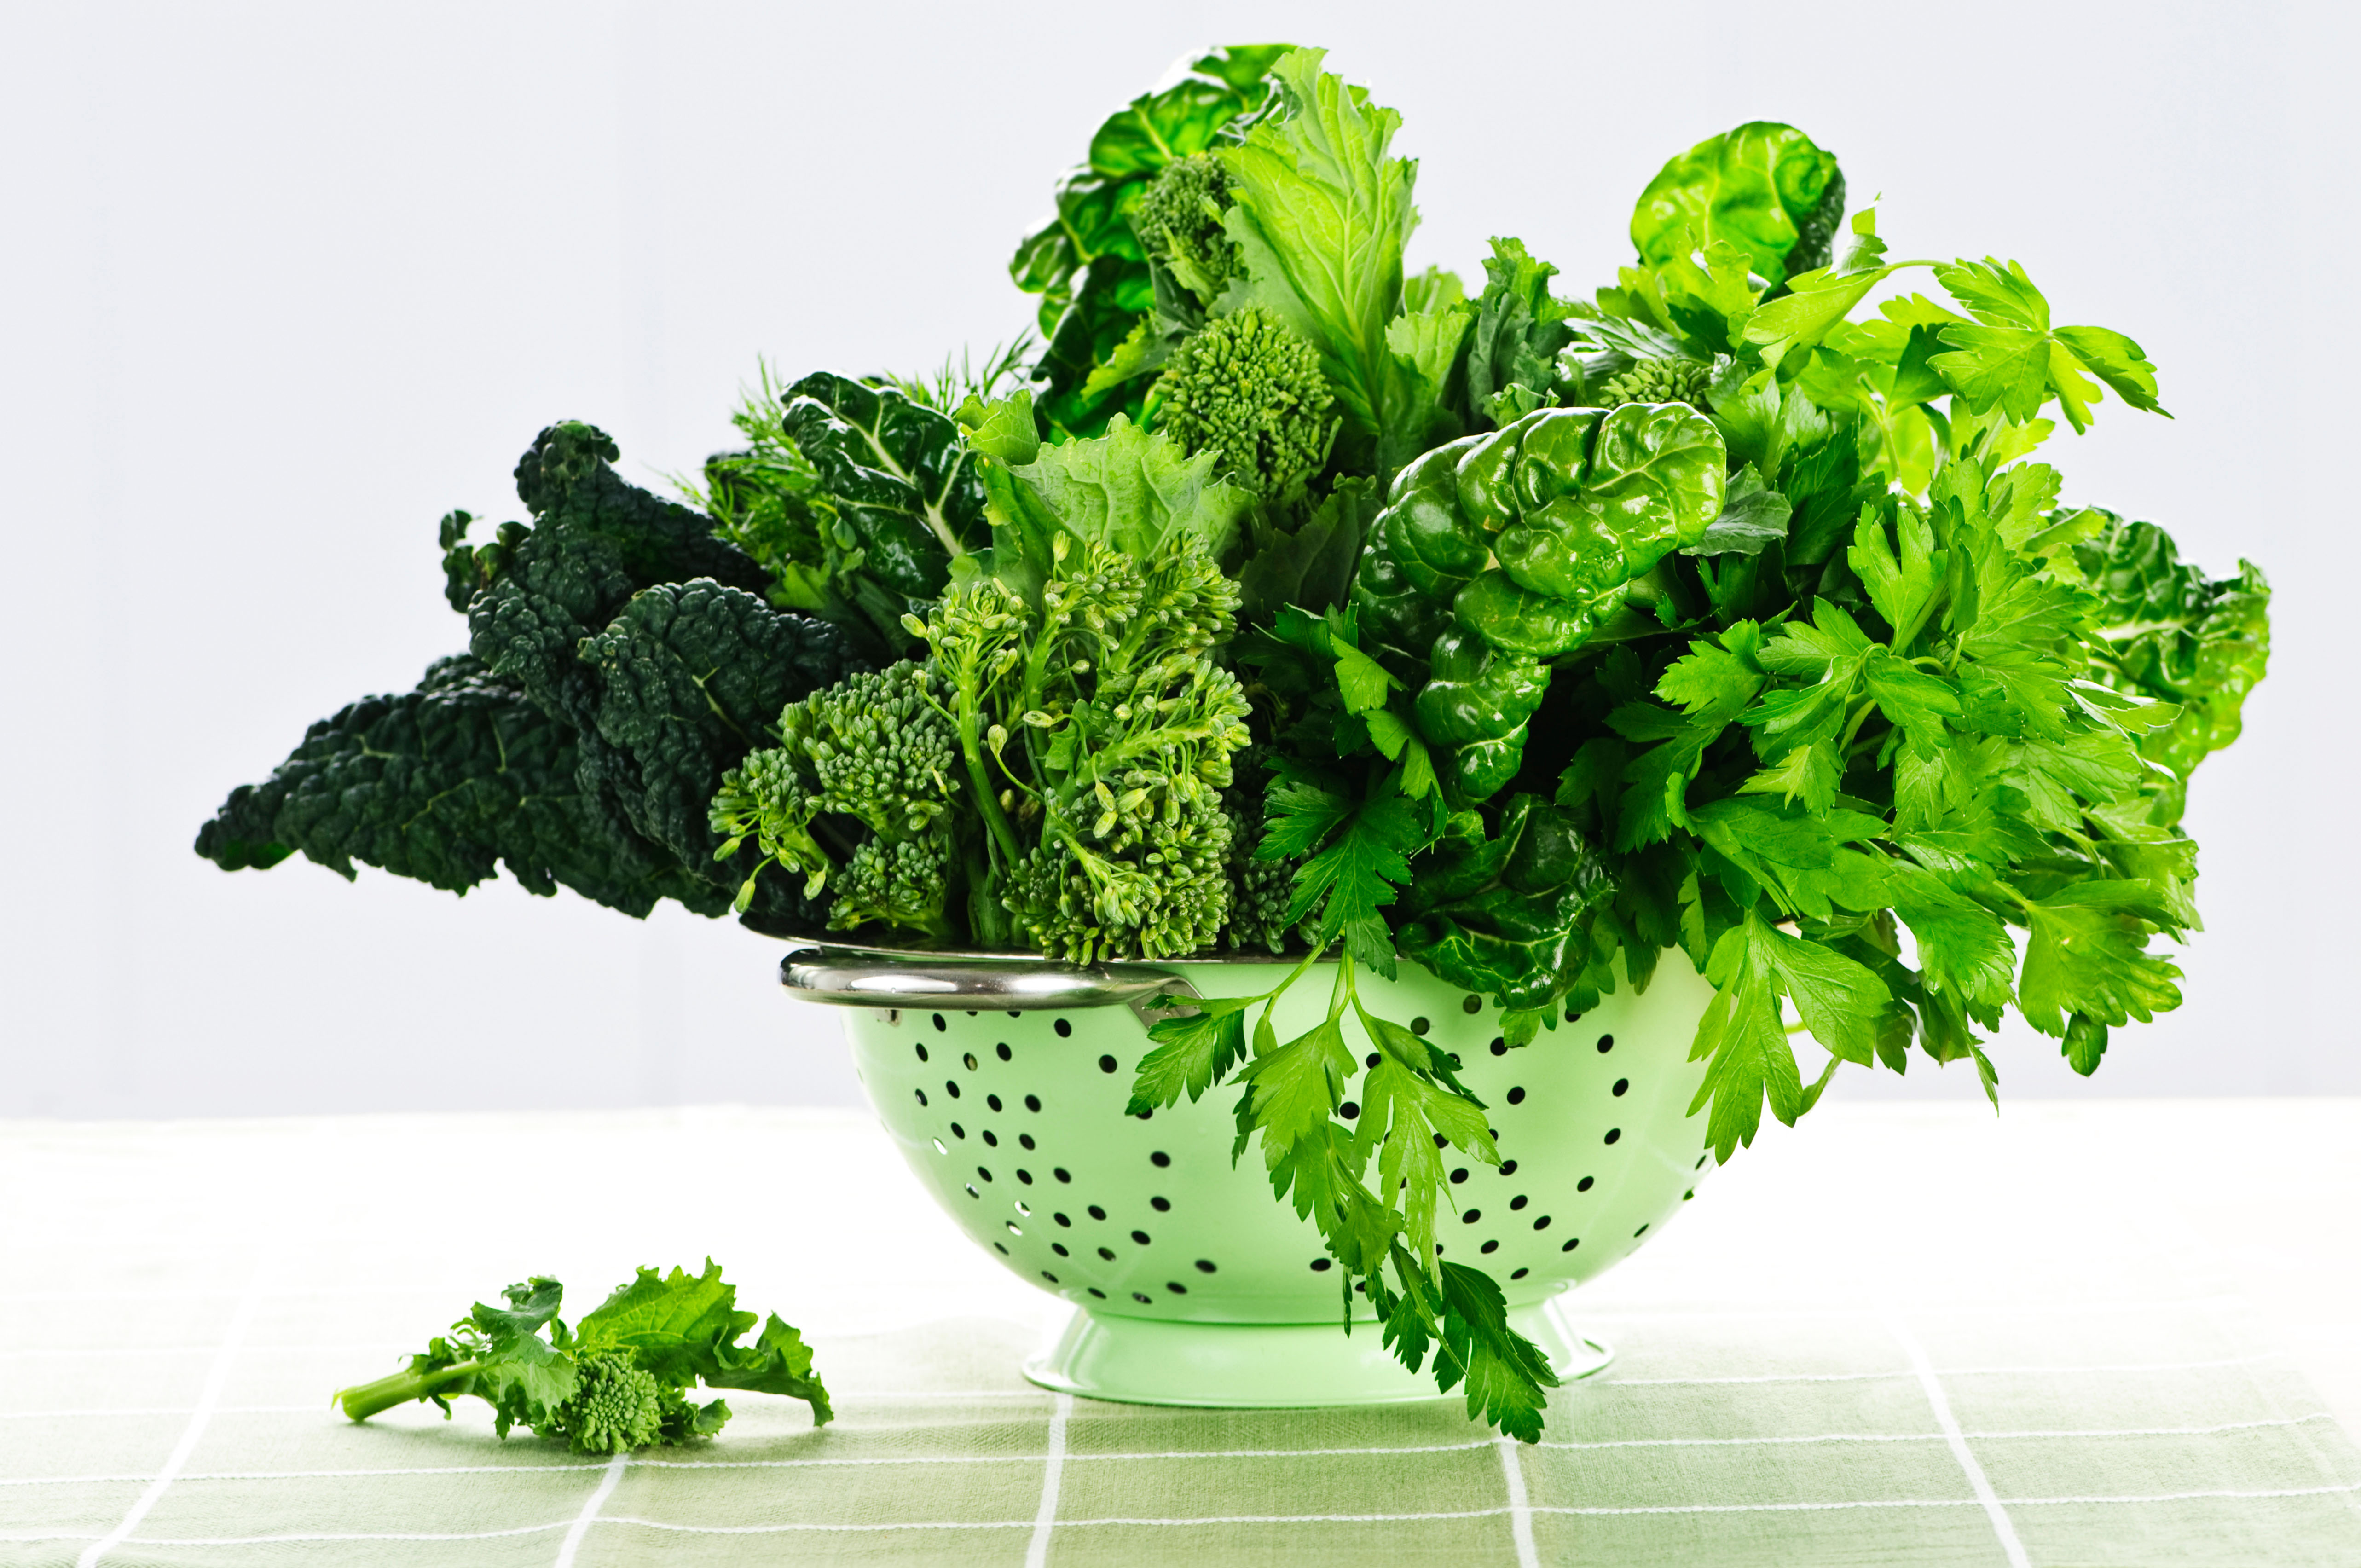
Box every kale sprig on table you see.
[200,43,2269,1446]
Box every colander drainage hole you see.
[1410,1017,1430,1035]
[1097,1055,1117,1073]
[1604,1128,1621,1145]
[1562,1238,1581,1252]
[1166,1282,1187,1295]
[1042,1271,1059,1284]
[1131,1292,1152,1304]
[964,1184,979,1199]
[1339,1101,1360,1120]
[997,1043,1013,1061]
[1450,1168,1469,1185]
[1500,1160,1518,1176]
[1194,1260,1216,1274]
[914,1089,927,1107]
[1053,1168,1071,1183]
[1053,1213,1071,1227]
[1088,1205,1107,1221]
[982,1131,997,1147]
[1130,1230,1151,1245]
[1577,1175,1593,1192]
[1017,1169,1033,1184]
[1099,1247,1116,1261]
[987,1094,1003,1112]
[1511,1267,1529,1280]
[1006,1222,1022,1236]
[1150,1197,1169,1213]
[1634,1223,1649,1238]
[1506,1087,1526,1105]
[932,1139,948,1155]
[1462,1209,1481,1224]
[1612,1078,1629,1096]
[1696,1155,1709,1170]
[963,1052,979,1071]
[914,1044,928,1062]
[1461,995,1482,1014]
[1510,1195,1528,1211]
[1026,1094,1042,1112]
[1015,1201,1032,1216]
[1019,1134,1036,1151]
[1534,1215,1551,1231]
[1055,1019,1073,1037]
[933,1014,947,1032]
[994,1243,1007,1256]
[977,1166,994,1181]
[1565,1008,1583,1025]
[1365,1052,1380,1069]
[1309,1258,1331,1272]
[1087,1288,1106,1300]
[951,1123,966,1140]
[1597,1033,1615,1053]
[1480,1240,1499,1255]
[945,1081,961,1099]
[1149,1151,1170,1168]
[1489,1037,1507,1056]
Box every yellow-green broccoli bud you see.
[1597,356,1711,410]
[554,1351,665,1454]
[1133,153,1239,302]
[1153,308,1335,499]
[836,834,955,942]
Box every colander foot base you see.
[1022,1296,1611,1408]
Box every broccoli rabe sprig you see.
[1152,308,1337,500]
[711,660,961,943]
[333,1263,829,1453]
[1133,152,1242,304]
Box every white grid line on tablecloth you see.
[73,1267,262,1568]
[1607,1351,2283,1386]
[4,1412,2342,1490]
[1497,1435,1539,1567]
[13,1483,2358,1548]
[1024,1393,1071,1568]
[551,1452,626,1568]
[1892,1313,2031,1568]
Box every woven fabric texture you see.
[4,1102,2358,1566]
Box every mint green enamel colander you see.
[782,948,1718,1407]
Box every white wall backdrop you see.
[4,0,2353,1118]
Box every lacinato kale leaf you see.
[201,422,861,935]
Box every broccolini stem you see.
[953,678,1022,869]
[334,1360,482,1423]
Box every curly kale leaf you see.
[1462,237,1578,430]
[194,654,718,917]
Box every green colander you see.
[782,946,1718,1408]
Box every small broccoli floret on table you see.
[1152,308,1336,500]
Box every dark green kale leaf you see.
[1396,795,1617,1014]
[194,654,717,917]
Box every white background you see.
[3,0,2352,1119]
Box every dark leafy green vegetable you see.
[201,422,860,935]
[1012,46,1293,437]
[333,1263,829,1451]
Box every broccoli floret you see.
[712,660,960,942]
[1152,308,1336,500]
[1132,153,1240,303]
[547,1350,668,1454]
[1219,754,1314,954]
[1597,356,1711,410]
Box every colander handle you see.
[779,946,1202,1018]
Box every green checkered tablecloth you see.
[5,1103,2358,1565]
